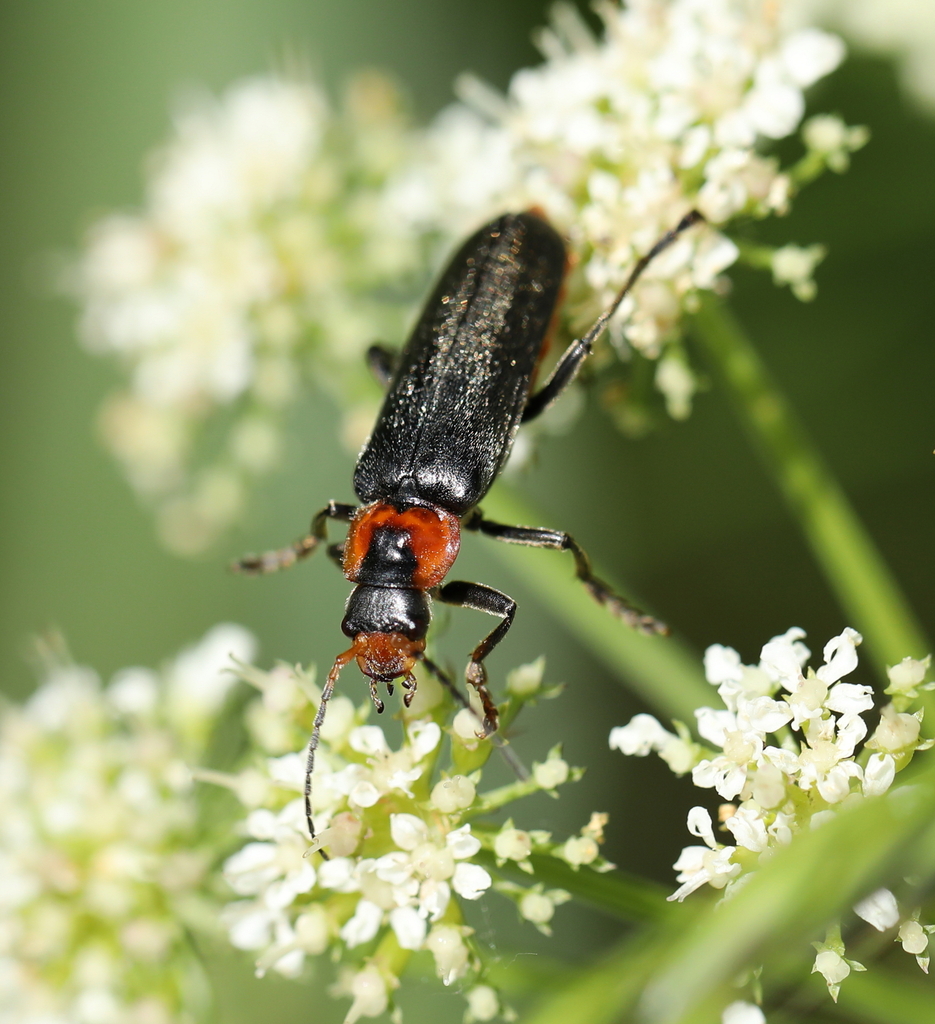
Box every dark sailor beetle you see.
[236,208,703,843]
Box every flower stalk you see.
[691,294,930,687]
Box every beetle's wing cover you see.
[354,213,566,515]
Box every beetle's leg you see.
[419,653,529,780]
[523,209,703,423]
[326,542,345,571]
[463,513,668,636]
[436,581,517,735]
[366,344,398,389]
[232,501,357,574]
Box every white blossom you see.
[614,626,932,926]
[74,1,854,554]
[214,656,595,1019]
[722,1002,766,1024]
[853,889,900,932]
[0,626,251,1021]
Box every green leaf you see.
[476,848,670,924]
[524,764,935,1024]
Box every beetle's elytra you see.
[235,208,703,845]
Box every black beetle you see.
[236,208,702,842]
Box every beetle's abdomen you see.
[353,212,566,515]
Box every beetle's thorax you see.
[343,501,461,590]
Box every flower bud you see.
[899,919,929,956]
[426,924,469,985]
[452,709,482,746]
[562,835,599,866]
[328,812,362,857]
[431,775,476,813]
[295,905,329,955]
[869,704,921,753]
[410,842,455,881]
[345,965,389,1024]
[813,949,849,986]
[494,828,532,862]
[507,658,544,698]
[887,656,931,695]
[533,758,569,790]
[519,891,554,925]
[465,985,499,1021]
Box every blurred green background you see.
[1,1,934,1020]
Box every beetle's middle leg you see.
[463,511,667,636]
[232,501,357,574]
[435,580,516,735]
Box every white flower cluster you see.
[71,74,426,555]
[392,0,849,420]
[0,623,255,1024]
[610,626,934,1002]
[213,657,607,1023]
[806,0,935,109]
[73,0,861,553]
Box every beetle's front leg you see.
[436,580,516,735]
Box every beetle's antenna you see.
[581,209,705,350]
[305,643,359,855]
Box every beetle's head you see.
[352,632,425,685]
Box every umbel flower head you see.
[71,0,863,553]
[0,624,256,1024]
[209,656,609,1023]
[611,626,935,1002]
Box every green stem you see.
[467,776,541,818]
[692,294,930,685]
[474,848,670,924]
[479,488,715,723]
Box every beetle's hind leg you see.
[435,581,517,735]
[463,511,667,636]
[232,501,357,574]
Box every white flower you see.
[76,3,854,554]
[723,807,769,853]
[426,924,471,986]
[343,965,390,1024]
[340,900,383,948]
[667,807,740,902]
[0,631,240,1019]
[853,888,900,932]
[862,753,896,797]
[389,905,427,951]
[610,714,698,774]
[610,714,672,755]
[722,1001,766,1024]
[771,243,826,301]
[452,863,493,901]
[465,984,500,1022]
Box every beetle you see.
[236,208,702,843]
